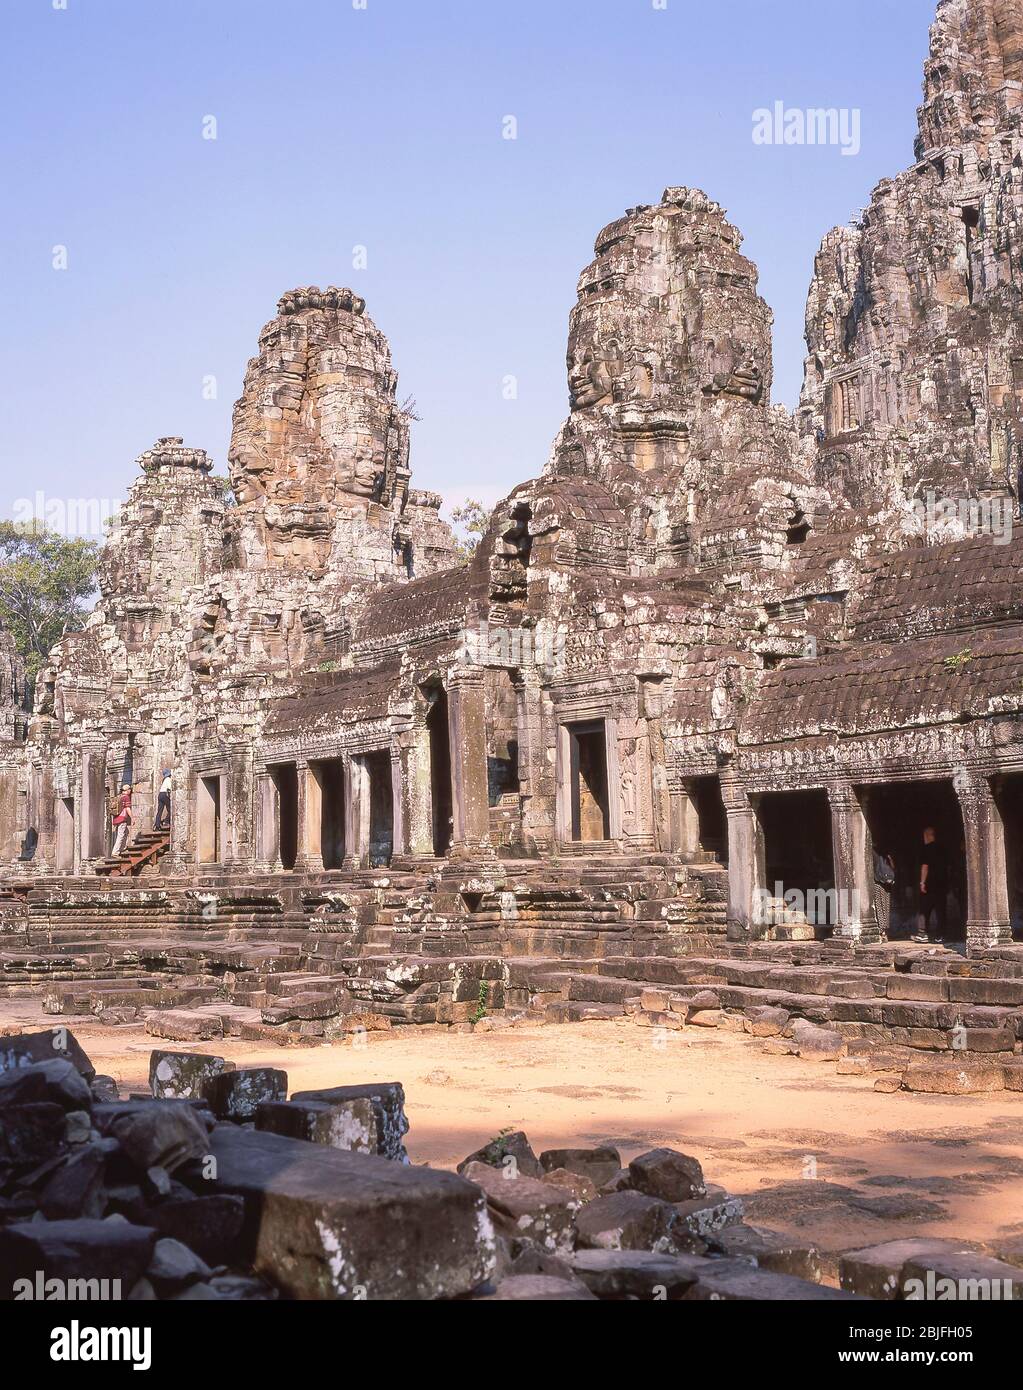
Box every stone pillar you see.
[720,771,762,941]
[671,783,702,859]
[165,764,194,874]
[294,760,324,873]
[827,783,879,943]
[342,754,362,870]
[448,668,491,857]
[403,727,435,860]
[955,772,1012,948]
[253,771,279,871]
[79,740,108,866]
[390,746,406,859]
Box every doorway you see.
[568,720,611,843]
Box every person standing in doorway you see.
[915,825,949,943]
[872,846,896,938]
[155,769,172,830]
[111,784,133,856]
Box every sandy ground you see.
[5,1001,1023,1273]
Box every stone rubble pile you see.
[2,1028,1020,1301]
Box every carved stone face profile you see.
[568,342,622,411]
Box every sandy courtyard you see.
[5,1003,1023,1275]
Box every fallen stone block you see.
[293,1082,409,1163]
[541,1168,597,1202]
[149,1050,234,1102]
[956,1027,1015,1054]
[145,1011,224,1043]
[569,1248,727,1300]
[208,1068,288,1122]
[0,1028,94,1080]
[462,1161,579,1256]
[109,1103,211,1174]
[457,1129,541,1179]
[708,1224,822,1281]
[0,1218,157,1298]
[629,1148,706,1203]
[743,1006,790,1037]
[256,1097,379,1156]
[902,1058,1005,1095]
[146,1194,245,1266]
[674,1184,744,1239]
[575,1191,682,1255]
[39,1147,106,1221]
[791,1020,845,1061]
[901,1251,1023,1300]
[839,1239,973,1299]
[202,1124,495,1300]
[688,1010,724,1028]
[146,1236,212,1292]
[0,1103,67,1165]
[539,1145,621,1188]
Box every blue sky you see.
[1,0,939,529]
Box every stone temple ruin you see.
[3,0,1023,1096]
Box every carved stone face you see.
[705,341,765,404]
[568,344,620,410]
[348,439,386,499]
[228,292,404,515]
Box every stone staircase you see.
[94,828,171,878]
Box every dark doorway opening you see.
[426,690,453,858]
[365,750,394,867]
[314,759,345,871]
[995,776,1023,938]
[569,720,610,842]
[687,775,728,864]
[271,764,299,872]
[758,789,836,923]
[861,781,966,940]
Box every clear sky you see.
[1,0,939,533]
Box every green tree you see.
[0,523,98,684]
[448,498,489,560]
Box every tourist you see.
[872,846,896,937]
[915,825,948,943]
[111,784,133,856]
[155,768,172,830]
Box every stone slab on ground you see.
[291,1081,409,1163]
[201,1123,495,1300]
[839,1239,975,1299]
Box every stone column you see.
[720,771,762,941]
[448,668,491,857]
[253,771,280,872]
[79,740,108,866]
[294,760,324,873]
[165,764,194,875]
[390,746,406,859]
[827,783,879,943]
[342,754,362,870]
[403,727,436,861]
[955,772,1012,948]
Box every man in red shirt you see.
[111,784,133,856]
